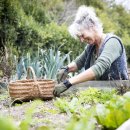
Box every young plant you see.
[96,91,130,129]
[0,116,17,130]
[66,107,96,130]
[19,100,43,130]
[77,88,116,105]
[54,97,81,114]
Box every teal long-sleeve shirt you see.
[74,38,122,79]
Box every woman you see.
[53,5,128,97]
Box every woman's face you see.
[77,28,100,45]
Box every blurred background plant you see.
[1,0,130,80]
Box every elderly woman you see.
[53,5,128,96]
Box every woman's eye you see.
[87,37,90,40]
[85,37,90,41]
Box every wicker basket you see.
[9,66,55,101]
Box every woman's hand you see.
[53,83,68,97]
[57,66,69,83]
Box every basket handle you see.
[26,66,37,81]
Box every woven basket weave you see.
[9,66,55,101]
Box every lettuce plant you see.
[96,92,130,129]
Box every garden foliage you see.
[0,87,130,130]
[96,92,130,129]
[13,47,71,80]
[0,0,130,63]
[0,0,130,129]
[54,88,130,130]
[0,0,81,58]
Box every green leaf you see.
[37,126,50,130]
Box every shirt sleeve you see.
[74,46,88,70]
[91,38,122,79]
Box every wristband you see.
[61,66,69,72]
[63,79,72,89]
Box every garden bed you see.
[0,80,130,130]
[0,90,70,130]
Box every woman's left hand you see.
[53,83,68,97]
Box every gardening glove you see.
[57,66,69,83]
[53,79,72,97]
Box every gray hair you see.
[68,5,103,39]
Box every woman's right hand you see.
[57,66,69,83]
